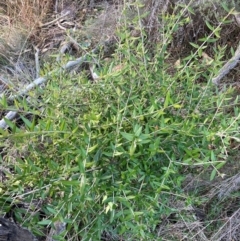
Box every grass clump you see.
[0,2,239,240]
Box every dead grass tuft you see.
[0,1,53,93]
[3,0,52,29]
[211,208,240,241]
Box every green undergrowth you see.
[0,4,239,240]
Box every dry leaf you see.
[234,13,240,27]
[174,59,181,68]
[202,52,213,65]
[112,63,124,72]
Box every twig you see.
[54,0,58,13]
[212,42,240,85]
[34,46,40,78]
[39,11,70,28]
[57,20,67,30]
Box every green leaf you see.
[210,151,216,161]
[121,132,134,141]
[189,42,200,49]
[59,180,80,186]
[216,161,226,170]
[46,206,57,215]
[210,168,217,181]
[0,128,8,135]
[134,125,142,137]
[45,119,53,131]
[173,104,182,109]
[164,91,172,108]
[38,219,52,225]
[205,20,214,31]
[214,29,220,38]
[199,37,218,43]
[88,144,98,153]
[0,94,7,108]
[60,120,66,131]
[20,115,35,130]
[221,3,230,12]
[129,140,137,156]
[187,6,195,15]
[3,118,20,133]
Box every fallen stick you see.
[212,42,240,85]
[0,111,18,129]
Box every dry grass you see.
[0,0,52,52]
[156,171,240,240]
[0,0,53,92]
[2,0,52,28]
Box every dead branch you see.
[212,42,240,85]
[0,111,18,129]
[39,11,70,28]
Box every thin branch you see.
[34,46,40,78]
[39,11,70,28]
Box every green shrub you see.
[0,3,239,240]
